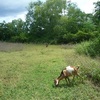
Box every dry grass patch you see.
[0,42,23,52]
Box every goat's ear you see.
[77,67,79,69]
[77,65,80,69]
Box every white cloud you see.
[0,11,27,23]
[0,0,99,23]
[71,0,98,13]
[0,0,46,22]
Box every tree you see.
[0,21,6,40]
[0,21,13,41]
[93,1,100,31]
[53,1,88,43]
[26,0,45,42]
[26,0,66,42]
[66,2,86,33]
[10,19,28,42]
[0,19,27,42]
[0,0,97,43]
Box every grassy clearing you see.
[0,43,100,100]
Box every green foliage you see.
[76,36,100,57]
[82,18,96,32]
[26,0,66,41]
[0,19,26,42]
[93,1,100,27]
[57,33,74,44]
[0,21,13,41]
[75,30,94,42]
[91,68,100,85]
[11,33,28,43]
[75,41,90,55]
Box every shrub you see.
[57,33,75,44]
[91,68,100,85]
[62,33,74,43]
[75,30,94,42]
[75,41,90,55]
[11,33,28,43]
[76,36,100,57]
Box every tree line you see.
[0,0,100,44]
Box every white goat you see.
[54,65,82,86]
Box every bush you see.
[75,41,90,55]
[76,36,100,57]
[11,33,28,43]
[91,68,100,85]
[75,30,94,42]
[57,33,75,44]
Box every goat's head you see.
[54,79,59,86]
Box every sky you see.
[0,0,99,23]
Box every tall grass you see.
[75,37,100,57]
[0,42,100,100]
[75,37,100,86]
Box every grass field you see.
[0,42,100,100]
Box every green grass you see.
[0,43,100,100]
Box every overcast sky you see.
[0,0,99,23]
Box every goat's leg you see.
[73,74,83,83]
[71,75,75,85]
[65,77,69,84]
[72,75,75,81]
[77,74,83,82]
[65,77,70,85]
[72,75,77,85]
[65,78,67,83]
[67,77,70,83]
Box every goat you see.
[54,65,82,86]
